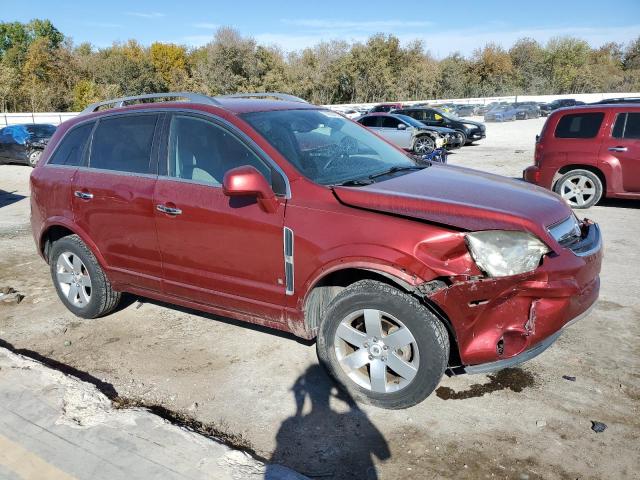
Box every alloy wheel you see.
[414,136,434,154]
[56,251,92,307]
[559,175,597,207]
[334,309,419,393]
[28,150,41,167]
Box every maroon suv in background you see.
[31,92,602,409]
[524,104,640,208]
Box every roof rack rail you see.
[80,92,221,115]
[217,92,308,104]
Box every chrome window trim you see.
[74,166,158,180]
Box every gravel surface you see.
[0,117,639,479]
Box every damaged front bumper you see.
[428,222,602,370]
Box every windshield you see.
[393,114,426,129]
[241,109,416,185]
[25,124,56,138]
[435,108,460,121]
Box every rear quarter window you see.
[554,112,604,139]
[48,122,94,166]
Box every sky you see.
[3,0,639,57]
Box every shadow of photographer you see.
[267,364,390,479]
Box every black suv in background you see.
[539,99,585,116]
[393,107,486,145]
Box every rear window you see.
[48,122,94,166]
[89,114,158,174]
[612,112,640,140]
[555,112,604,139]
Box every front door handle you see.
[156,204,182,215]
[74,190,93,200]
[608,146,628,152]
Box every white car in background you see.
[357,113,445,154]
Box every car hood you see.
[332,164,572,238]
[457,119,483,128]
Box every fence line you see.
[2,91,639,126]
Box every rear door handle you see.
[608,146,628,152]
[74,190,93,200]
[156,204,182,215]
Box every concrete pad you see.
[0,347,307,480]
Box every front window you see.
[241,109,417,186]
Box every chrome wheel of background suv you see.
[555,169,603,209]
[334,309,419,393]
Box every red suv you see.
[31,92,602,409]
[524,104,640,208]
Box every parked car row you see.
[0,123,56,167]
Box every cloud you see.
[126,12,165,19]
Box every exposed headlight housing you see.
[465,231,550,277]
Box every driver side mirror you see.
[397,123,407,130]
[222,165,278,213]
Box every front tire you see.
[28,149,42,167]
[49,235,121,318]
[317,280,449,409]
[553,169,603,209]
[413,135,435,155]
[456,130,468,146]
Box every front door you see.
[378,117,413,149]
[153,113,287,321]
[604,112,640,192]
[72,113,163,291]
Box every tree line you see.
[1,19,639,112]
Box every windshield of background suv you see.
[241,109,417,185]
[393,114,427,129]
[26,124,56,139]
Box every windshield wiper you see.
[368,165,425,180]
[335,178,374,186]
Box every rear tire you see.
[317,280,449,409]
[553,169,603,209]
[49,235,121,318]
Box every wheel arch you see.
[302,266,461,366]
[39,220,108,270]
[553,164,607,194]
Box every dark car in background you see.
[513,102,540,119]
[0,123,57,167]
[393,107,485,145]
[453,104,476,117]
[484,104,519,122]
[369,103,404,113]
[539,99,585,116]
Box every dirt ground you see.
[1,117,639,480]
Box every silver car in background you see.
[357,113,445,154]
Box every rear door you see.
[153,112,287,320]
[72,112,163,292]
[606,111,640,192]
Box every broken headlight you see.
[465,231,550,277]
